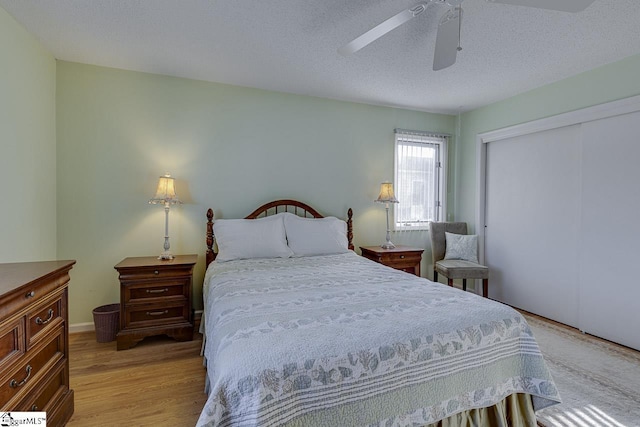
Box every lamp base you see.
[158,251,174,260]
[380,205,396,250]
[380,241,396,249]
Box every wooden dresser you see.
[360,245,424,277]
[114,255,196,351]
[0,260,75,426]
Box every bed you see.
[197,200,560,427]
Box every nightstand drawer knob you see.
[25,290,35,299]
[146,288,169,294]
[146,310,169,316]
[154,270,159,275]
[400,255,405,259]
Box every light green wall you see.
[0,7,57,262]
[56,61,455,324]
[457,54,640,231]
[12,5,639,325]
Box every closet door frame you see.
[476,93,640,268]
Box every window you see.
[394,129,447,230]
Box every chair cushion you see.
[435,259,489,279]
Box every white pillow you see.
[444,232,479,264]
[283,213,349,257]
[214,214,293,262]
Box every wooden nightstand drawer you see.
[114,255,196,350]
[126,304,188,327]
[360,245,424,277]
[117,266,193,282]
[125,282,188,304]
[377,252,421,263]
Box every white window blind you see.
[394,129,447,230]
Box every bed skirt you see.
[428,393,537,427]
[262,392,539,427]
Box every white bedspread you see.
[197,252,559,426]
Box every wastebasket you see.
[92,304,120,343]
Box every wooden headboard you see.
[205,199,353,267]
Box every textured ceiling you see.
[2,0,640,114]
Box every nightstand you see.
[360,245,424,277]
[114,255,197,350]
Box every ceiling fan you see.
[338,0,597,71]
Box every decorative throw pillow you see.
[214,214,293,262]
[444,232,479,263]
[283,213,349,257]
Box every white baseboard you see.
[69,310,204,335]
[70,322,95,334]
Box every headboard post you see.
[206,208,216,267]
[347,208,354,251]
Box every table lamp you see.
[149,173,182,260]
[375,182,399,249]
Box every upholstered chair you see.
[428,222,489,297]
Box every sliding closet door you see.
[485,125,582,327]
[579,111,640,350]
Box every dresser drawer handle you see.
[25,290,36,299]
[400,255,405,259]
[31,404,39,411]
[146,288,169,294]
[35,309,55,325]
[154,270,159,275]
[146,310,169,316]
[10,365,32,388]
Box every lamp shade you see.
[149,173,181,205]
[375,182,399,204]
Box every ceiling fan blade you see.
[486,0,596,13]
[433,7,461,71]
[339,4,428,55]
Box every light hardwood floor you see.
[66,313,639,427]
[67,331,207,426]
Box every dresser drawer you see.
[27,292,64,349]
[0,260,74,423]
[0,272,69,322]
[0,316,25,373]
[16,359,68,412]
[0,327,64,407]
[125,304,188,328]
